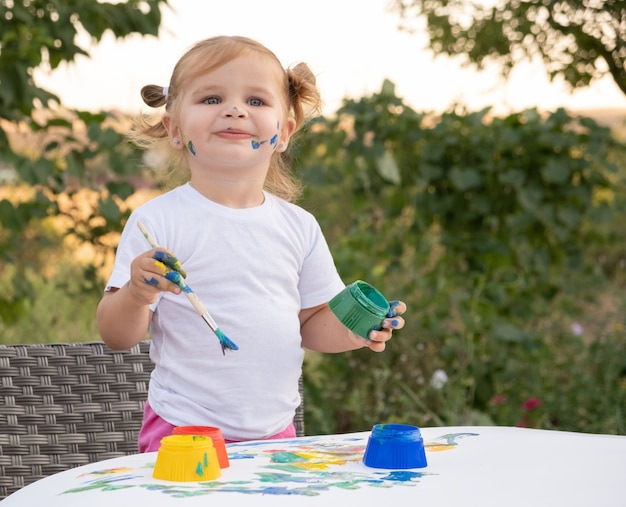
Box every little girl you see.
[96,35,407,451]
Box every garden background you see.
[1,0,625,436]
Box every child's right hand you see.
[127,248,186,305]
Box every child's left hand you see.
[365,300,407,352]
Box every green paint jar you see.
[329,280,390,339]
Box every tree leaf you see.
[376,151,401,185]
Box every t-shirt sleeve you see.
[298,219,346,309]
[104,214,157,288]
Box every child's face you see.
[165,54,294,174]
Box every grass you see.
[0,262,101,345]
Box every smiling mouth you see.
[217,129,252,139]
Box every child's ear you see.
[277,117,297,152]
[162,114,183,149]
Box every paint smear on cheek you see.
[271,121,280,150]
[252,122,281,150]
[187,140,196,156]
[251,134,279,151]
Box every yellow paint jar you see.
[153,435,222,482]
[173,425,230,468]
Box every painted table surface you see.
[2,426,626,507]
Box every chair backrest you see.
[0,341,304,500]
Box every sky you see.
[33,0,626,117]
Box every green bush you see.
[297,81,626,435]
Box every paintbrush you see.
[137,221,238,355]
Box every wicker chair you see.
[0,341,305,500]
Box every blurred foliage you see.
[0,0,169,324]
[391,0,626,96]
[296,81,626,435]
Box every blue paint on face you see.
[252,140,268,150]
[143,277,159,287]
[187,140,196,156]
[270,134,278,147]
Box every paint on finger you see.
[153,250,187,278]
[143,276,159,287]
[154,260,168,275]
[165,270,182,286]
[387,300,401,318]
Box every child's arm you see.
[96,285,153,350]
[300,301,406,353]
[96,248,182,350]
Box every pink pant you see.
[138,401,296,452]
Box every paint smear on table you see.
[62,433,478,498]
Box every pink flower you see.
[523,397,542,411]
[490,394,508,405]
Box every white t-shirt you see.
[105,183,345,441]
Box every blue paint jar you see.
[328,280,390,339]
[363,423,428,469]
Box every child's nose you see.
[225,105,247,118]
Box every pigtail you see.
[127,83,181,183]
[141,84,169,108]
[286,63,322,128]
[132,84,170,141]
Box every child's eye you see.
[203,96,221,105]
[248,98,264,107]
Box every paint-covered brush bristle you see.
[216,328,239,354]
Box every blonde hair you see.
[129,35,321,202]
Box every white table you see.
[2,426,625,506]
